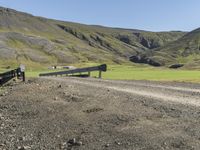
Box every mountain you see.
[0,7,186,68]
[131,28,200,69]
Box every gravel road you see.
[48,77,200,107]
[1,77,200,150]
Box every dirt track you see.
[1,77,200,150]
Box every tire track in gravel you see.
[60,77,200,93]
[44,77,200,107]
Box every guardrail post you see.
[88,72,91,77]
[22,72,25,82]
[20,65,26,82]
[99,71,102,78]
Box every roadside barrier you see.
[39,64,107,78]
[0,65,25,86]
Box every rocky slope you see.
[0,7,186,67]
[130,28,200,69]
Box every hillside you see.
[130,28,200,69]
[0,7,186,68]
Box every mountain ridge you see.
[131,27,200,69]
[0,6,192,68]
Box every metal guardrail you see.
[0,67,25,86]
[39,64,107,78]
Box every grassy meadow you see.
[103,65,200,82]
[1,62,200,83]
[23,64,200,83]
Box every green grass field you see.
[20,64,200,83]
[1,63,200,83]
[103,65,200,82]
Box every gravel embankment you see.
[0,77,200,150]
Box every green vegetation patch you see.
[102,65,200,83]
[24,64,200,83]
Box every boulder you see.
[129,55,162,67]
[169,64,184,69]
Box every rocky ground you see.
[0,77,200,150]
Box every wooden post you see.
[88,72,91,77]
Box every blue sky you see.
[0,0,199,31]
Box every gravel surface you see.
[0,77,200,150]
